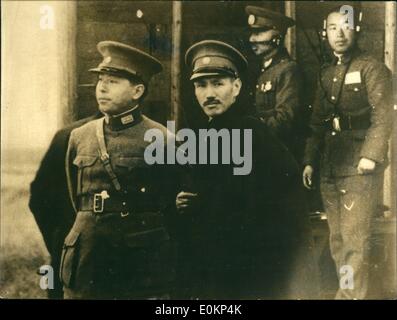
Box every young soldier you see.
[63,41,179,299]
[303,7,393,299]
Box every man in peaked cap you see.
[89,41,162,86]
[246,6,307,162]
[62,41,180,299]
[176,40,317,299]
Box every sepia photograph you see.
[1,0,396,302]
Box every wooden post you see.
[1,1,77,150]
[171,1,182,129]
[58,1,77,127]
[384,1,396,216]
[284,1,296,59]
[384,0,396,297]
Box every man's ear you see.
[232,78,242,98]
[131,83,145,100]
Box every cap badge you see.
[248,14,256,25]
[103,56,112,64]
[203,57,211,64]
[121,114,134,125]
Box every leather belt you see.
[79,192,133,215]
[326,113,371,131]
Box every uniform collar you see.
[261,47,290,70]
[332,47,361,65]
[104,105,143,131]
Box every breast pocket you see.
[114,156,148,173]
[256,86,277,114]
[72,155,98,194]
[342,83,368,112]
[114,156,151,183]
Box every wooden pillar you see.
[383,0,396,297]
[57,1,77,127]
[384,1,396,215]
[284,1,296,59]
[171,1,182,129]
[1,1,77,150]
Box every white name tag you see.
[345,71,361,84]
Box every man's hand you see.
[357,157,376,175]
[176,191,198,213]
[303,165,314,190]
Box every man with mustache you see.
[303,6,393,299]
[62,41,179,299]
[176,40,316,299]
[245,6,306,161]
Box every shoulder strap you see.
[95,118,122,191]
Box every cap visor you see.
[190,71,238,81]
[88,67,102,73]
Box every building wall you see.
[75,1,172,124]
[296,1,386,106]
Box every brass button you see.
[140,187,146,193]
[333,78,337,82]
[331,96,336,100]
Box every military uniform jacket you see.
[29,113,101,299]
[304,48,393,177]
[30,114,99,257]
[65,109,180,240]
[254,48,301,146]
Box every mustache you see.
[203,99,221,107]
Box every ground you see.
[1,148,48,299]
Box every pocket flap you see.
[73,155,97,168]
[344,84,364,92]
[124,227,170,248]
[116,156,147,169]
[64,230,80,247]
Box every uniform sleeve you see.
[264,63,300,135]
[303,79,327,168]
[65,130,78,213]
[359,61,393,163]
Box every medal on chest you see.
[260,81,272,92]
